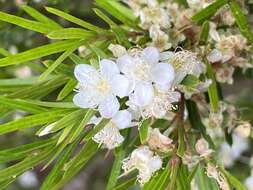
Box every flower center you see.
[96,79,111,94]
[132,61,151,82]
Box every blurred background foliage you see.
[0,0,253,190]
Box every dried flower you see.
[206,164,229,190]
[147,128,174,152]
[93,110,133,149]
[195,138,213,157]
[108,44,127,57]
[122,146,162,185]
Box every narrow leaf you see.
[0,40,79,67]
[191,0,228,24]
[47,28,96,39]
[0,11,56,33]
[45,7,103,32]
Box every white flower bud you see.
[108,44,127,58]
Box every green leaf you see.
[0,77,49,87]
[181,74,200,87]
[0,40,80,67]
[186,100,215,148]
[43,60,74,78]
[221,169,246,190]
[173,0,189,8]
[0,48,11,56]
[191,0,228,24]
[93,8,116,26]
[7,76,68,99]
[196,165,219,190]
[0,11,57,33]
[177,164,190,190]
[69,53,87,64]
[40,139,79,190]
[47,28,96,39]
[0,109,70,135]
[21,5,61,28]
[229,0,253,44]
[51,140,99,190]
[95,0,137,27]
[139,119,150,144]
[0,146,54,182]
[205,59,219,112]
[84,118,110,140]
[19,99,76,108]
[57,79,77,101]
[187,163,199,183]
[45,7,103,32]
[113,177,136,190]
[111,26,132,48]
[46,109,86,133]
[199,21,210,45]
[68,109,96,143]
[39,40,84,81]
[142,163,171,190]
[106,148,126,190]
[0,96,48,113]
[0,138,56,163]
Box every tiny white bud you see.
[108,44,127,58]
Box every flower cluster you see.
[73,45,208,184]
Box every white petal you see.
[159,51,175,61]
[116,54,135,74]
[92,124,124,149]
[110,74,134,98]
[73,92,98,108]
[143,47,160,64]
[74,64,97,83]
[151,63,175,90]
[133,83,154,107]
[100,59,119,79]
[149,156,162,171]
[98,95,120,118]
[88,116,102,125]
[112,110,132,129]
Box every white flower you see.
[92,110,133,149]
[127,88,180,119]
[18,171,38,188]
[117,47,175,107]
[122,146,162,185]
[160,50,206,84]
[206,164,229,190]
[139,5,170,29]
[149,25,172,51]
[245,174,253,190]
[219,134,249,168]
[73,60,132,118]
[195,138,213,157]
